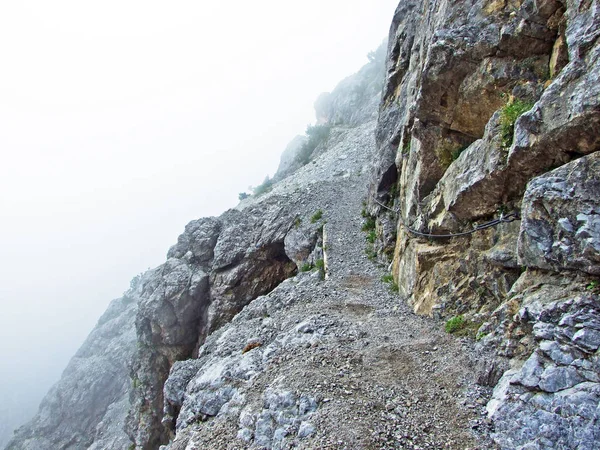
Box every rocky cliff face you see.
[6,287,140,450]
[7,2,599,449]
[368,0,600,448]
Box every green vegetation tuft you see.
[382,273,399,292]
[476,331,488,341]
[500,98,534,148]
[238,192,250,201]
[451,146,467,161]
[366,230,377,243]
[310,209,323,223]
[361,216,376,232]
[445,315,466,334]
[587,280,599,291]
[401,140,411,156]
[381,274,394,283]
[315,258,325,280]
[445,315,483,338]
[294,217,302,228]
[300,262,313,272]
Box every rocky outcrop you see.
[368,1,600,448]
[479,153,600,449]
[368,0,599,320]
[160,273,324,450]
[5,283,140,450]
[126,197,321,449]
[485,272,600,450]
[518,152,600,276]
[314,42,387,127]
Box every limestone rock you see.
[6,284,140,450]
[485,272,600,450]
[519,152,600,275]
[127,196,314,449]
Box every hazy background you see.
[0,0,398,446]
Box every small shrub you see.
[587,280,599,291]
[390,282,399,293]
[294,217,302,228]
[238,192,250,201]
[445,315,466,334]
[310,209,323,223]
[500,98,534,148]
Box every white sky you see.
[0,0,398,433]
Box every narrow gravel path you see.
[275,148,495,449]
[255,122,496,448]
[173,122,496,449]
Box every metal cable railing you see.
[372,198,519,239]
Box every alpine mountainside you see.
[6,1,600,449]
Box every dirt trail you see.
[172,122,496,449]
[280,164,496,449]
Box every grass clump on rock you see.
[445,315,483,337]
[310,209,323,223]
[500,98,534,148]
[445,315,466,334]
[361,215,376,232]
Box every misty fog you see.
[0,1,399,447]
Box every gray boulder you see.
[519,152,600,275]
[487,287,600,450]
